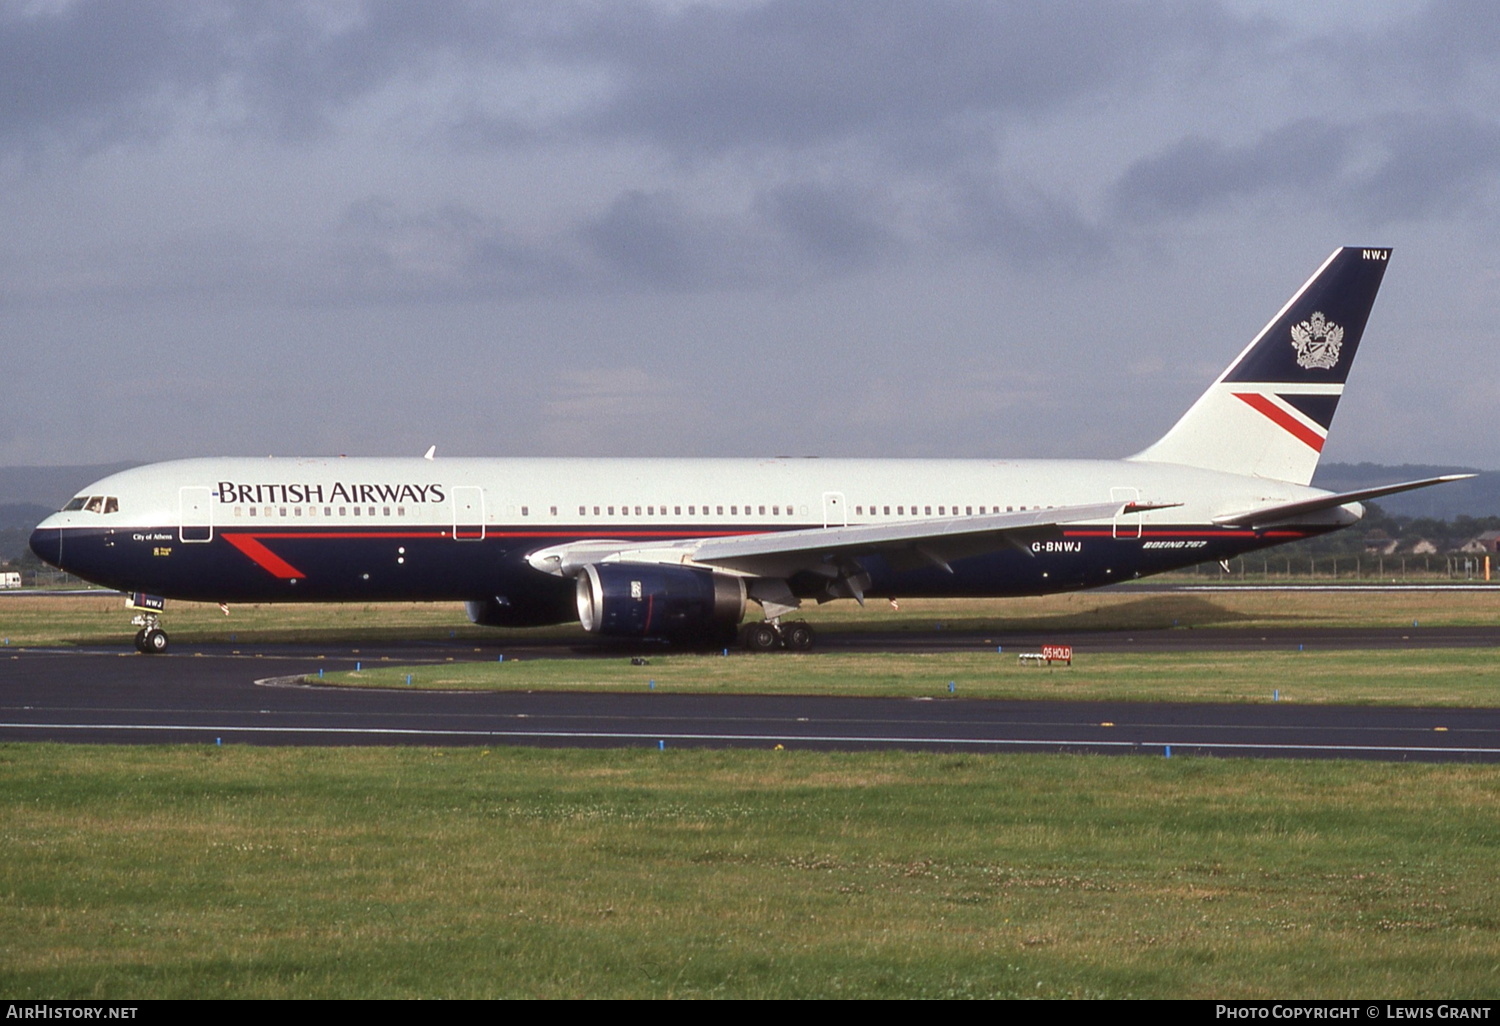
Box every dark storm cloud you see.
[1110,120,1357,222]
[1110,113,1500,225]
[588,179,901,289]
[940,177,1108,266]
[1352,113,1500,220]
[0,0,219,150]
[580,190,781,290]
[7,0,1498,302]
[1,0,1255,155]
[754,181,899,271]
[520,0,1253,158]
[333,196,580,299]
[1352,0,1500,88]
[0,0,523,149]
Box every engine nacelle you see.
[576,564,746,640]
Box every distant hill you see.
[1,503,55,531]
[0,463,141,510]
[0,503,56,564]
[1312,463,1500,519]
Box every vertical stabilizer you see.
[1129,246,1391,485]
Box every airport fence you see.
[1174,554,1494,583]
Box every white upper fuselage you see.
[35,455,1352,537]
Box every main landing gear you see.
[738,619,815,652]
[131,612,169,654]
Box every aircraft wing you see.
[528,500,1178,586]
[1212,474,1474,529]
[688,501,1142,577]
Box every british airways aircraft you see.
[30,247,1467,653]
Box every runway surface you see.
[4,625,1499,762]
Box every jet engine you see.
[576,564,746,640]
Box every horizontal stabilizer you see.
[1213,474,1474,528]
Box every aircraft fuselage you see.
[29,455,1351,615]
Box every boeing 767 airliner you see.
[30,247,1468,652]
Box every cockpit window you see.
[62,495,118,514]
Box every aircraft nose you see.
[29,525,63,569]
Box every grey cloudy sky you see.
[2,0,1496,467]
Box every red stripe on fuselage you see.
[1061,529,1312,539]
[221,533,307,579]
[1233,392,1325,452]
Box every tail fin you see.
[1130,246,1391,485]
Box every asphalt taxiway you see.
[3,625,1498,761]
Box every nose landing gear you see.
[133,621,169,654]
[127,593,169,654]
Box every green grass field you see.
[327,648,1500,707]
[3,744,1498,999]
[5,589,1500,997]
